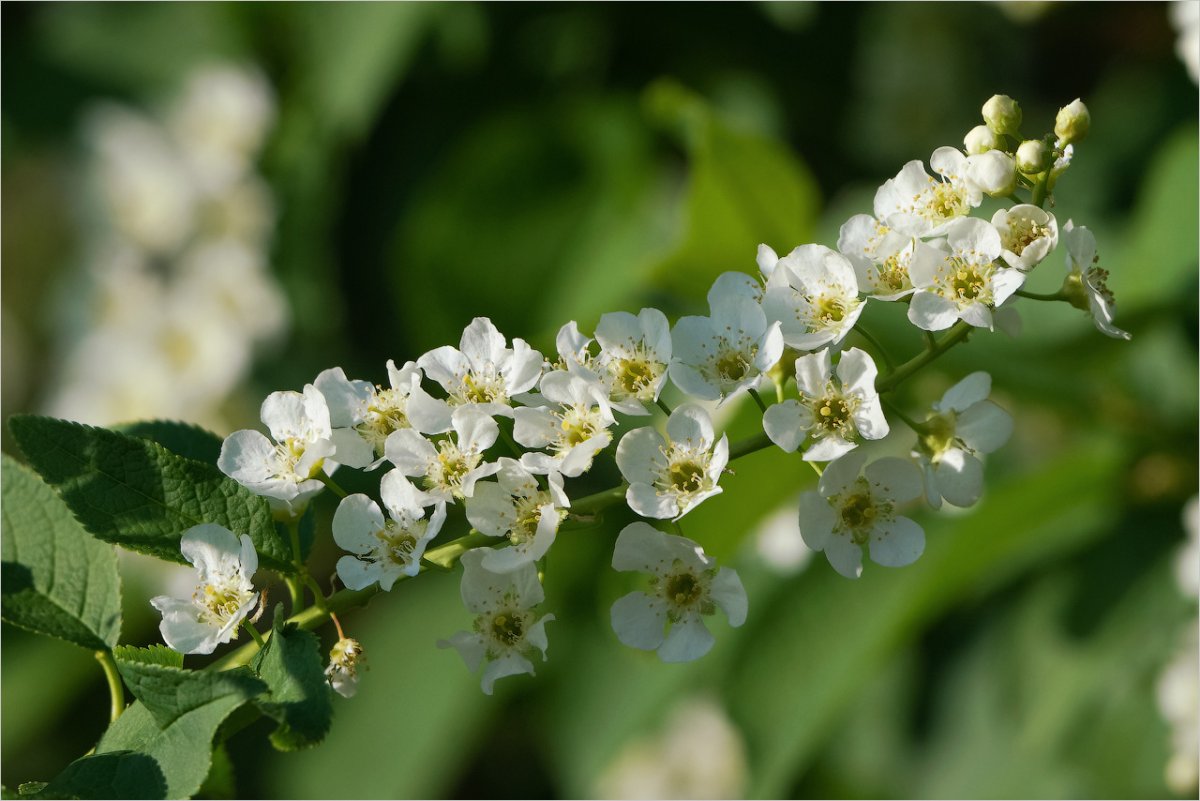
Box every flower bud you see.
[969,150,1017,196]
[325,637,364,698]
[1054,98,1090,145]
[1015,139,1051,174]
[964,124,1001,155]
[982,94,1022,137]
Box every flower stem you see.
[854,325,896,371]
[318,474,349,499]
[242,621,266,649]
[1031,168,1052,208]
[1015,288,1067,302]
[747,388,769,412]
[877,321,973,393]
[881,398,928,434]
[95,650,125,723]
[655,397,673,416]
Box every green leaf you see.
[644,79,820,305]
[112,644,182,670]
[68,670,264,800]
[1,454,121,650]
[8,415,291,572]
[114,421,224,467]
[113,646,265,729]
[42,751,164,800]
[250,611,333,751]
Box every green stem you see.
[747,388,769,413]
[498,426,524,459]
[729,431,772,461]
[318,474,349,499]
[242,621,266,649]
[95,650,125,723]
[877,321,973,393]
[881,398,928,434]
[854,325,896,371]
[303,575,329,611]
[1031,168,1052,208]
[1015,288,1067,302]
[655,397,673,416]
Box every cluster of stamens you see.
[426,440,477,496]
[455,370,507,406]
[608,349,663,399]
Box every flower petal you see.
[657,612,715,663]
[610,591,668,650]
[868,516,925,568]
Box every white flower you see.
[1171,0,1200,85]
[669,294,783,403]
[315,361,452,469]
[417,317,544,417]
[837,214,916,301]
[763,347,889,462]
[616,405,729,520]
[325,637,364,699]
[514,371,616,477]
[593,308,673,415]
[1061,221,1131,340]
[332,470,447,590]
[609,522,747,663]
[437,549,554,695]
[1176,497,1199,599]
[910,372,1012,510]
[1158,625,1199,795]
[761,244,865,350]
[218,384,335,517]
[384,406,500,504]
[707,270,765,306]
[908,217,1025,331]
[872,148,986,237]
[992,204,1058,272]
[798,450,925,579]
[551,320,597,373]
[150,524,258,655]
[466,458,568,573]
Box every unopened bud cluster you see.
[148,95,1129,698]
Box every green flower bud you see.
[963,124,1001,155]
[1015,139,1050,174]
[982,94,1022,136]
[1054,98,1090,145]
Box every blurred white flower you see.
[610,522,747,662]
[1158,624,1199,795]
[913,372,1013,510]
[150,524,258,655]
[1176,497,1199,598]
[753,500,813,575]
[438,549,554,695]
[595,696,748,799]
[1171,1,1200,84]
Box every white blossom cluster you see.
[149,95,1131,698]
[44,64,287,430]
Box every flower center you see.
[1003,217,1050,256]
[376,519,422,565]
[875,254,909,292]
[947,258,987,302]
[510,493,555,545]
[611,353,662,398]
[427,441,478,496]
[839,493,879,543]
[1086,265,1114,304]
[815,394,854,435]
[664,571,703,608]
[928,182,968,221]
[667,460,706,495]
[458,371,506,406]
[489,611,527,646]
[196,581,253,627]
[557,406,602,449]
[714,348,752,384]
[359,387,410,452]
[815,295,847,324]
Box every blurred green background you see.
[2,2,1197,798]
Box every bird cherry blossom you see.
[514,370,616,477]
[759,244,865,350]
[332,469,447,590]
[438,549,554,695]
[669,294,783,403]
[466,458,568,573]
[762,347,888,461]
[609,522,747,663]
[992,204,1059,272]
[218,383,336,517]
[383,406,500,503]
[798,450,925,579]
[616,404,729,520]
[837,214,916,301]
[325,637,365,699]
[1061,220,1131,340]
[150,524,258,655]
[908,217,1025,331]
[417,317,544,417]
[912,371,1013,510]
[593,308,673,415]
